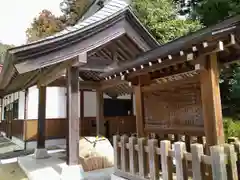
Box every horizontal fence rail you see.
[113,135,240,180]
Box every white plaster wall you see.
[18,91,25,119]
[27,86,39,119]
[1,86,135,120]
[84,91,96,117]
[27,86,67,119]
[46,87,67,118]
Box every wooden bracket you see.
[37,58,80,88]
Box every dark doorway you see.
[104,98,133,117]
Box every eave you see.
[101,15,240,79]
[0,8,158,97]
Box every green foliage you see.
[175,0,240,26]
[26,10,65,42]
[60,0,93,26]
[220,66,240,118]
[0,43,13,64]
[223,117,240,140]
[26,0,92,42]
[131,0,202,43]
[193,0,240,26]
[176,0,240,118]
[27,0,202,43]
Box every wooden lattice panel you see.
[144,84,203,129]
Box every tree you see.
[131,0,202,43]
[60,0,93,26]
[175,0,240,26]
[0,43,13,64]
[26,0,92,42]
[178,0,240,117]
[26,10,65,42]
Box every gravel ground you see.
[0,136,28,179]
[0,162,28,180]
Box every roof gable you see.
[0,0,158,95]
[9,0,131,53]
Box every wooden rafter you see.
[142,75,199,92]
[104,32,238,81]
[100,78,128,90]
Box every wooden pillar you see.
[200,53,225,147]
[23,89,29,148]
[134,84,145,137]
[96,90,105,136]
[66,66,80,165]
[80,90,84,121]
[24,89,29,120]
[37,86,46,149]
[0,98,2,122]
[1,98,4,121]
[130,93,134,115]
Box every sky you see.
[0,0,62,46]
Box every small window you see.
[13,100,19,119]
[3,106,7,120]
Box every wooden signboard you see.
[143,84,203,130]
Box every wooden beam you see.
[15,21,125,73]
[142,75,199,92]
[37,57,81,87]
[101,79,128,90]
[105,34,237,80]
[48,78,101,90]
[134,84,145,137]
[96,90,105,136]
[37,86,46,149]
[127,54,197,79]
[66,66,80,165]
[200,53,225,148]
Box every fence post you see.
[174,134,179,142]
[210,145,227,180]
[113,135,121,170]
[224,144,238,180]
[129,136,138,174]
[228,137,239,144]
[191,143,204,180]
[233,141,240,156]
[121,135,129,172]
[148,139,159,180]
[138,137,147,178]
[233,142,240,178]
[174,142,188,180]
[185,135,191,152]
[197,136,203,144]
[161,140,173,180]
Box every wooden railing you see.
[113,135,240,180]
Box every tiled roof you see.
[26,0,130,45]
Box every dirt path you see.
[0,162,28,180]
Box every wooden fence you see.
[113,135,240,180]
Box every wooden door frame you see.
[5,104,13,139]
